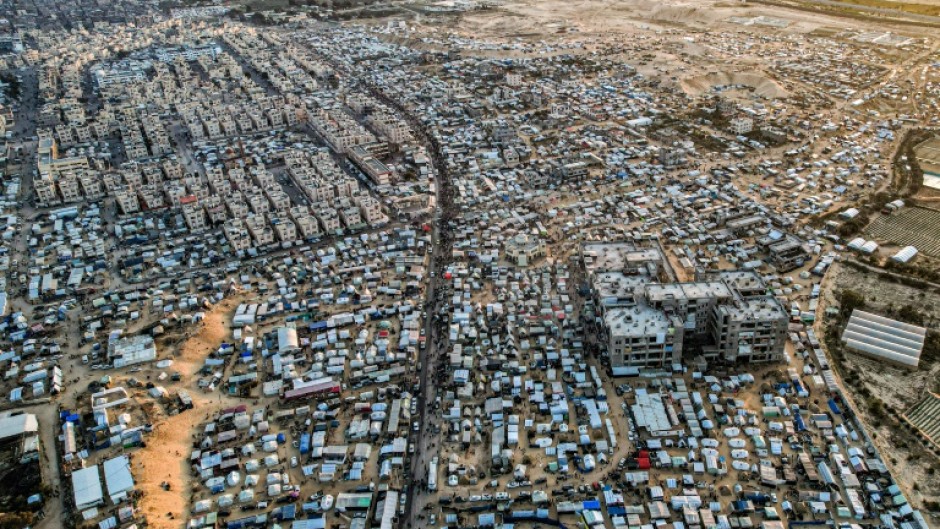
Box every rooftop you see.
[0,412,38,441]
[605,305,674,338]
[582,242,662,273]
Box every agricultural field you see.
[866,207,940,257]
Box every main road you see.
[345,76,454,529]
[231,30,454,525]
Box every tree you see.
[838,289,866,317]
[0,72,21,100]
[0,513,34,529]
[897,305,925,326]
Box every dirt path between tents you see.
[174,295,248,379]
[133,296,248,529]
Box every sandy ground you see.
[132,406,215,528]
[443,0,930,39]
[174,295,248,379]
[884,0,940,5]
[132,295,248,529]
[681,71,790,99]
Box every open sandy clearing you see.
[132,297,246,529]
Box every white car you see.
[290,457,298,468]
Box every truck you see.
[428,457,438,492]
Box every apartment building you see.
[203,196,227,225]
[114,186,141,215]
[139,185,166,209]
[314,204,342,234]
[708,296,788,364]
[79,172,103,200]
[246,191,271,216]
[308,106,376,154]
[164,182,188,206]
[223,219,253,253]
[339,203,363,228]
[265,187,291,212]
[33,138,94,206]
[155,44,219,63]
[57,173,82,203]
[355,195,386,225]
[181,196,208,231]
[225,195,250,220]
[245,215,275,247]
[271,216,297,243]
[289,206,322,239]
[730,117,754,135]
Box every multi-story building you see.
[314,204,342,234]
[181,196,208,231]
[245,215,275,246]
[224,219,253,253]
[758,234,809,273]
[709,296,788,363]
[730,117,754,135]
[349,145,391,186]
[290,206,322,239]
[271,216,297,243]
[355,195,386,225]
[79,172,103,200]
[586,242,788,370]
[604,306,684,370]
[34,178,59,206]
[339,204,363,228]
[114,186,141,215]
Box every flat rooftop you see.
[645,281,732,303]
[605,305,673,338]
[583,242,661,273]
[717,296,787,322]
[593,272,647,301]
[717,270,766,292]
